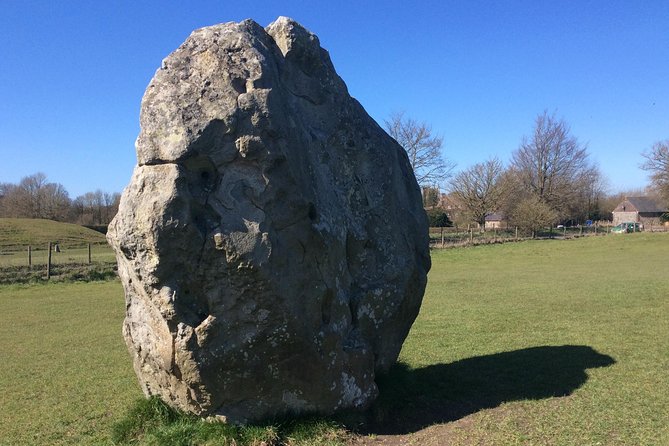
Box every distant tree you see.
[104,191,121,223]
[510,111,601,222]
[422,186,440,208]
[1,173,71,221]
[0,182,11,197]
[39,182,71,221]
[73,189,121,225]
[73,192,97,224]
[385,111,454,187]
[509,196,558,237]
[449,157,507,230]
[569,168,606,223]
[18,172,49,218]
[0,182,14,217]
[426,208,453,228]
[641,139,669,206]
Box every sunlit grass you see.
[0,281,139,445]
[393,233,669,445]
[0,218,108,251]
[0,245,116,267]
[0,233,667,445]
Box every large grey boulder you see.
[107,17,430,423]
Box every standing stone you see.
[107,17,430,423]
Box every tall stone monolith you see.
[107,16,430,423]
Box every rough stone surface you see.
[107,17,430,423]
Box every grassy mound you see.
[0,218,108,252]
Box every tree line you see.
[387,111,669,234]
[0,173,120,226]
[3,113,668,234]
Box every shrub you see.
[426,209,452,228]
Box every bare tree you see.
[39,182,71,221]
[103,191,121,223]
[0,183,15,217]
[20,172,49,218]
[421,186,440,208]
[0,182,12,197]
[385,111,454,187]
[511,111,601,222]
[73,189,121,225]
[1,173,71,221]
[509,196,558,237]
[449,157,507,230]
[641,139,669,206]
[73,191,101,225]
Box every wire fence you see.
[2,223,666,281]
[0,243,117,283]
[429,223,668,248]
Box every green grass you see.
[111,397,348,446]
[0,245,117,284]
[0,281,140,445]
[0,218,108,252]
[0,262,118,285]
[0,218,116,282]
[0,233,667,445]
[390,233,669,445]
[0,245,116,267]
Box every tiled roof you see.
[613,196,666,213]
[485,213,505,221]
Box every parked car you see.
[611,222,642,233]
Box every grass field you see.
[0,281,140,445]
[0,218,116,283]
[0,245,116,267]
[0,246,117,284]
[0,233,667,445]
[0,218,108,252]
[392,232,669,445]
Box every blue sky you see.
[1,1,667,197]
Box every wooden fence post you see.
[88,243,92,264]
[28,245,32,269]
[47,242,52,280]
[440,227,445,248]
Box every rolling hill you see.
[0,218,108,251]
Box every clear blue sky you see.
[1,0,667,197]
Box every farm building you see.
[611,196,667,226]
[484,213,507,230]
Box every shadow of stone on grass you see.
[349,345,615,435]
